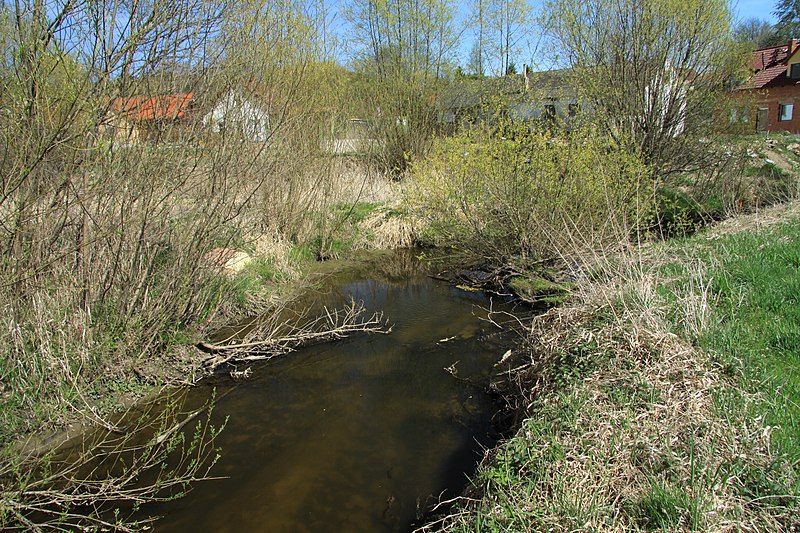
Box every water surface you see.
[150,254,516,532]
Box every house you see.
[201,89,271,142]
[508,67,580,124]
[320,117,381,154]
[737,40,800,134]
[102,93,195,144]
[437,80,483,128]
[437,66,581,130]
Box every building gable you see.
[202,89,271,142]
[735,40,800,134]
[787,46,800,80]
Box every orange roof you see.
[739,42,799,91]
[111,93,194,120]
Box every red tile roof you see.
[739,42,800,90]
[111,93,194,120]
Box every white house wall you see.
[203,91,271,142]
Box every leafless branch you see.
[198,299,392,369]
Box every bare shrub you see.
[1,393,225,532]
[0,0,367,529]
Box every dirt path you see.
[707,199,800,238]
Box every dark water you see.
[148,253,516,532]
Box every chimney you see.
[523,64,531,91]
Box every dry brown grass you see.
[525,292,789,530]
[423,242,799,532]
[705,200,800,238]
[356,205,418,249]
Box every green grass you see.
[633,478,706,531]
[289,202,389,262]
[647,216,800,517]
[330,201,381,224]
[671,220,800,467]
[507,275,571,305]
[745,160,790,179]
[227,257,288,306]
[289,241,319,263]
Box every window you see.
[779,103,794,122]
[791,63,800,79]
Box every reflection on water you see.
[149,254,515,532]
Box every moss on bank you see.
[507,275,572,305]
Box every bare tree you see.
[487,0,533,77]
[469,0,487,76]
[345,0,459,78]
[543,0,746,176]
[0,0,380,529]
[734,17,781,49]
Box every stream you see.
[146,251,520,532]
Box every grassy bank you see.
[422,203,800,531]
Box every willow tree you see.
[734,17,781,49]
[544,0,746,176]
[345,0,459,79]
[774,0,800,42]
[0,0,355,529]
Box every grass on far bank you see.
[423,203,800,532]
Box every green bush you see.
[405,122,652,263]
[651,187,721,238]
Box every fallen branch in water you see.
[198,299,391,369]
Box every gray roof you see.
[438,68,578,111]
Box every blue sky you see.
[333,0,783,69]
[734,0,778,23]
